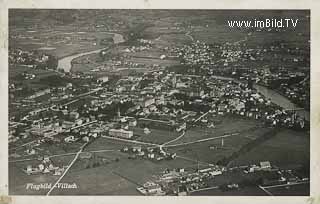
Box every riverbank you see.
[57,32,125,73]
[210,75,309,121]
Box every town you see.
[8,9,310,196]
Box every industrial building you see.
[109,128,133,139]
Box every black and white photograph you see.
[7,9,311,197]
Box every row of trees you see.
[216,127,280,166]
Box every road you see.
[161,131,186,147]
[9,121,27,128]
[185,31,194,41]
[61,99,80,106]
[46,143,88,196]
[101,135,160,147]
[262,181,310,189]
[193,111,210,123]
[56,87,103,107]
[165,133,239,148]
[257,181,309,196]
[189,186,219,193]
[71,88,103,99]
[258,185,273,196]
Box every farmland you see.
[132,127,180,144]
[49,150,198,195]
[10,27,115,59]
[9,154,75,195]
[229,129,309,169]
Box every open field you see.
[9,64,58,79]
[229,129,309,169]
[132,127,179,144]
[84,137,140,151]
[266,183,309,196]
[50,150,197,195]
[70,41,180,73]
[169,133,252,164]
[9,64,59,90]
[10,27,115,58]
[170,115,262,145]
[152,33,193,47]
[51,168,139,195]
[9,154,74,195]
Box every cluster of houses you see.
[121,146,177,161]
[166,36,309,110]
[137,165,224,196]
[137,159,309,195]
[136,181,166,196]
[23,156,65,176]
[124,39,153,53]
[242,161,272,173]
[9,48,50,65]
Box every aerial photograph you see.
[8,9,310,196]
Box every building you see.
[29,127,52,137]
[138,118,175,131]
[180,87,204,97]
[27,88,51,99]
[260,161,272,170]
[141,97,155,107]
[137,182,165,195]
[98,76,109,83]
[62,121,75,129]
[128,118,137,127]
[64,135,76,143]
[176,122,186,132]
[70,111,80,120]
[82,136,90,142]
[109,129,133,139]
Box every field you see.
[132,127,180,144]
[229,129,310,169]
[161,113,310,169]
[170,135,251,164]
[49,150,198,195]
[9,65,59,117]
[84,137,143,151]
[70,40,181,73]
[10,27,115,59]
[169,115,262,145]
[166,127,274,165]
[8,154,74,195]
[266,183,309,196]
[9,64,59,88]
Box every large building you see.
[109,129,133,139]
[141,97,155,107]
[27,88,51,99]
[138,118,175,131]
[179,87,204,97]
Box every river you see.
[210,75,310,121]
[57,33,125,72]
[57,37,309,121]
